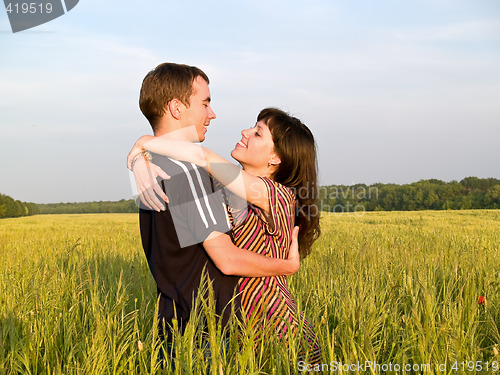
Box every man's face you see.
[182,76,216,142]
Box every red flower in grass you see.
[477,296,486,306]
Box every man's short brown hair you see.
[139,63,209,132]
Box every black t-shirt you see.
[139,154,239,339]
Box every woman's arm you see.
[203,227,300,277]
[129,155,170,212]
[127,135,271,213]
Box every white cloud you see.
[2,0,499,201]
[394,19,500,42]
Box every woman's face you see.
[231,120,277,171]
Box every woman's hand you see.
[132,156,170,212]
[127,135,155,169]
[286,226,301,274]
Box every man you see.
[129,63,299,347]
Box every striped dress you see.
[227,177,321,363]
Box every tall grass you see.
[1,211,499,374]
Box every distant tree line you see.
[0,194,39,218]
[3,177,499,217]
[318,177,500,213]
[37,199,139,214]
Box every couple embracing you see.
[128,62,321,365]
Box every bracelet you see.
[130,149,152,171]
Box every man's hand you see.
[203,229,301,277]
[132,156,170,212]
[287,226,300,274]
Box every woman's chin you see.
[231,150,244,164]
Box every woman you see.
[129,108,321,363]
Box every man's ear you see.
[167,99,182,120]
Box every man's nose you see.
[209,106,216,119]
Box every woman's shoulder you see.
[258,177,295,204]
[254,177,295,235]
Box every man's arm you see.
[203,228,300,277]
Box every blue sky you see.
[1,0,499,203]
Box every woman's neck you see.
[241,165,274,179]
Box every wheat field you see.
[1,210,499,374]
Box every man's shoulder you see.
[153,155,210,181]
[152,156,210,195]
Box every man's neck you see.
[154,121,198,142]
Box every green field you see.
[1,211,500,374]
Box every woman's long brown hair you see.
[258,108,321,258]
